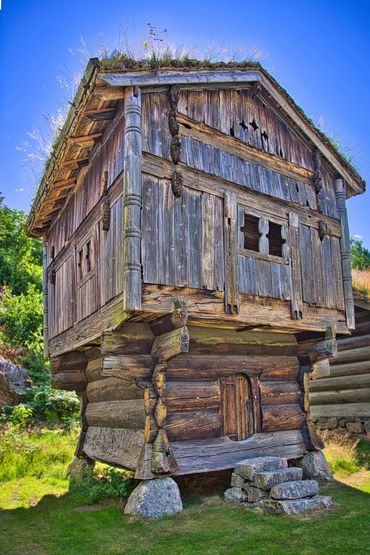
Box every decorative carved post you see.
[335,178,355,329]
[43,241,49,357]
[123,86,142,312]
[288,212,303,319]
[224,192,240,315]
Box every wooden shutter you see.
[219,374,254,441]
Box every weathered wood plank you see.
[311,403,370,418]
[310,388,370,405]
[85,399,149,428]
[83,426,144,470]
[262,403,305,432]
[86,377,144,402]
[260,381,301,405]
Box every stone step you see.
[264,495,333,515]
[270,480,319,500]
[253,467,303,491]
[234,457,288,480]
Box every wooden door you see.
[219,374,253,441]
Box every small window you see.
[78,249,83,280]
[240,213,287,260]
[240,214,260,251]
[268,221,284,257]
[85,241,91,273]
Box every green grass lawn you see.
[0,426,369,555]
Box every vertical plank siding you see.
[141,175,224,290]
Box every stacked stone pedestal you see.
[225,456,333,515]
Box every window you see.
[240,213,288,260]
[77,238,94,282]
[241,214,259,251]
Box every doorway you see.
[219,374,255,441]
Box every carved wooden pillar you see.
[42,241,49,357]
[288,212,303,320]
[335,178,355,329]
[123,86,142,312]
[224,191,240,314]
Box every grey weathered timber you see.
[98,70,363,196]
[123,86,142,311]
[288,213,303,319]
[335,178,355,329]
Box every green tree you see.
[350,238,370,270]
[0,194,42,295]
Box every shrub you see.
[24,386,80,425]
[8,405,33,429]
[76,467,136,504]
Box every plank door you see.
[219,374,253,441]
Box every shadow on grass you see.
[0,480,369,555]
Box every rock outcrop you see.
[0,357,31,406]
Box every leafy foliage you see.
[76,468,136,504]
[350,238,370,270]
[0,194,42,296]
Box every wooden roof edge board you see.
[26,57,101,237]
[99,68,365,196]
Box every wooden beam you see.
[53,177,77,190]
[67,132,102,146]
[335,178,355,329]
[83,108,117,121]
[151,327,190,363]
[178,114,313,184]
[61,157,90,170]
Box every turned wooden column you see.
[335,178,355,330]
[123,86,142,312]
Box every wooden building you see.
[27,59,365,479]
[310,271,370,436]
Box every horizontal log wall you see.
[310,305,370,420]
[80,325,307,473]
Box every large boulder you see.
[299,451,332,481]
[124,477,183,519]
[0,357,31,406]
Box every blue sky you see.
[0,0,369,246]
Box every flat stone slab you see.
[243,484,269,503]
[231,473,245,488]
[270,480,319,500]
[224,487,246,504]
[264,495,333,515]
[124,477,183,519]
[253,467,303,491]
[235,457,288,480]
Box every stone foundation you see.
[312,416,370,439]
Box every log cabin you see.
[310,271,370,436]
[27,58,366,480]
